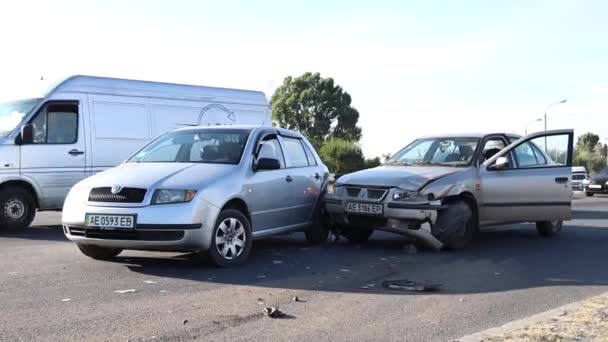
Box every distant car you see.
[62,126,329,267]
[571,166,588,191]
[585,167,608,197]
[324,130,574,249]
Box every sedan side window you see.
[257,136,285,168]
[480,138,506,163]
[513,142,547,167]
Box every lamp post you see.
[543,99,567,151]
[525,118,542,135]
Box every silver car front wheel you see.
[215,217,247,260]
[208,209,253,267]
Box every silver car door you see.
[278,135,315,225]
[479,129,574,223]
[247,133,294,231]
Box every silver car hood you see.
[336,165,467,190]
[82,162,237,190]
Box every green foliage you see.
[319,138,366,174]
[576,132,600,153]
[573,132,607,173]
[574,150,606,174]
[365,157,382,169]
[271,72,362,148]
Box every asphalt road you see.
[1,197,607,342]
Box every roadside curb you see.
[454,291,608,342]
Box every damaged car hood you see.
[335,165,468,190]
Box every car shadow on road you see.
[120,224,608,295]
[0,225,67,242]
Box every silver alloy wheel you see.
[551,220,562,231]
[4,199,25,220]
[215,217,246,260]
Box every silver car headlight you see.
[393,190,436,202]
[152,189,197,205]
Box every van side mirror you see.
[254,158,281,171]
[18,124,34,145]
[490,156,509,170]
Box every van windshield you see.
[0,98,42,138]
[130,129,251,164]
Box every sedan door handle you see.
[285,175,293,183]
[68,149,84,156]
[555,177,569,184]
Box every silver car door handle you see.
[285,175,293,183]
[555,177,568,184]
[68,149,84,156]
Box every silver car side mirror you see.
[493,156,509,170]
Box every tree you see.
[573,132,607,173]
[365,157,382,169]
[319,138,365,174]
[271,72,362,148]
[576,132,600,153]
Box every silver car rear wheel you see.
[536,220,563,237]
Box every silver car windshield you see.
[0,98,43,138]
[387,137,480,166]
[130,129,251,164]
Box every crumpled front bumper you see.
[323,195,445,249]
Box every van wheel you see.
[208,209,253,267]
[536,220,562,237]
[77,244,123,260]
[433,200,475,250]
[0,186,36,231]
[342,228,374,244]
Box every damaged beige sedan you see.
[324,130,574,249]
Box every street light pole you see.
[543,99,567,151]
[525,118,542,136]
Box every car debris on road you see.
[382,279,442,292]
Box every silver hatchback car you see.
[325,130,574,249]
[62,126,329,266]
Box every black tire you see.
[77,244,122,260]
[208,209,253,267]
[341,227,374,244]
[536,220,563,237]
[433,200,476,250]
[0,186,36,232]
[305,205,330,245]
[585,192,594,197]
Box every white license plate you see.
[346,202,383,215]
[589,185,602,189]
[85,214,135,229]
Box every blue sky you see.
[1,0,607,157]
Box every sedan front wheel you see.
[536,220,562,237]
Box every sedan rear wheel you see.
[208,209,252,267]
[536,220,562,237]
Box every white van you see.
[0,75,271,230]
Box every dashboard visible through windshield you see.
[388,137,480,166]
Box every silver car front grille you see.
[344,187,388,202]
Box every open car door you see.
[479,129,574,223]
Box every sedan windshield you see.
[0,98,42,138]
[387,137,480,166]
[130,129,251,164]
